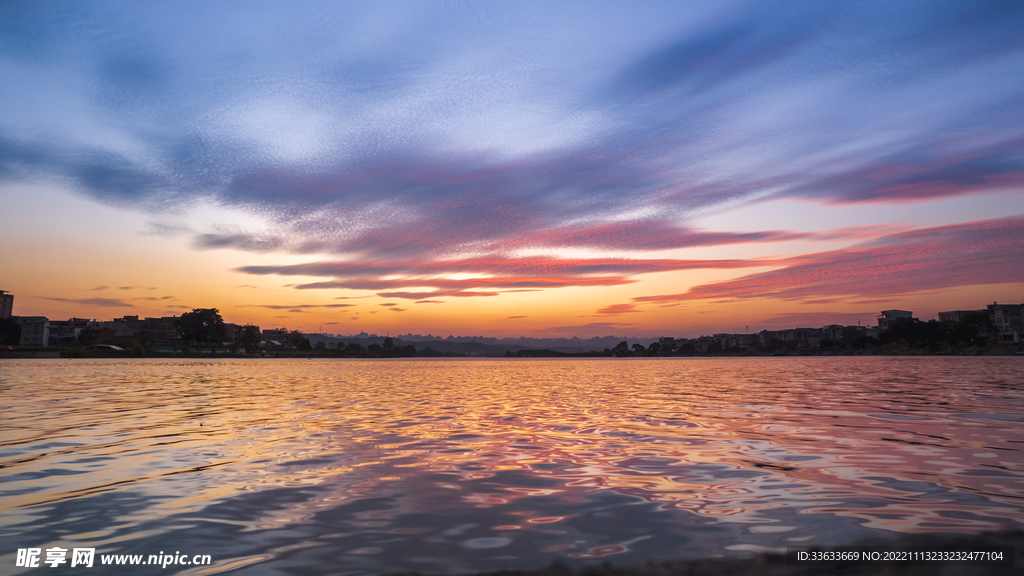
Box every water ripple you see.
[1,357,1022,574]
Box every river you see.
[2,357,1022,574]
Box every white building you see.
[877,310,913,331]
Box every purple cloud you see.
[594,304,640,316]
[0,3,1020,258]
[235,254,784,297]
[1,0,1022,314]
[634,216,1024,304]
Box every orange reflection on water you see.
[2,357,1023,573]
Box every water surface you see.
[2,357,1022,574]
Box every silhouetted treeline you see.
[5,311,1016,359]
[0,316,21,346]
[514,316,1007,357]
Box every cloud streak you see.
[235,255,784,297]
[594,304,640,316]
[238,304,355,310]
[0,1,1021,267]
[36,297,133,308]
[634,216,1024,304]
[231,215,1024,304]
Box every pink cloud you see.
[237,255,783,298]
[634,216,1024,304]
[594,303,640,316]
[238,304,355,309]
[496,221,910,252]
[232,216,1023,308]
[376,290,501,299]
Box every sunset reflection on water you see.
[2,357,1022,574]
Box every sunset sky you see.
[1,0,1022,338]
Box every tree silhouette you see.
[950,314,994,345]
[175,309,227,345]
[239,324,262,354]
[0,317,20,346]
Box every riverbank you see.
[1,343,1019,359]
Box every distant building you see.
[937,310,985,324]
[78,327,117,347]
[987,302,1022,342]
[263,328,289,341]
[102,315,142,337]
[140,316,179,341]
[877,310,913,331]
[0,290,13,319]
[48,318,94,346]
[758,330,781,347]
[822,324,845,341]
[738,334,758,348]
[224,323,240,342]
[18,316,49,347]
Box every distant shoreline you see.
[2,347,1022,360]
